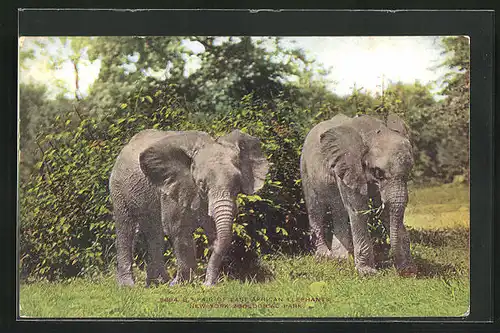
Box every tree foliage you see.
[434,36,470,182]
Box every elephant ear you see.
[320,126,368,195]
[139,133,203,210]
[385,113,414,156]
[217,130,269,194]
[386,113,410,138]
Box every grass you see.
[19,183,469,318]
[405,182,470,229]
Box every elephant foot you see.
[329,248,350,261]
[169,276,188,287]
[203,272,219,287]
[118,279,135,287]
[314,245,332,259]
[169,279,180,287]
[117,274,135,287]
[169,271,194,287]
[356,265,378,276]
[145,269,170,288]
[202,280,216,288]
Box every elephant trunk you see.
[204,197,236,285]
[388,201,406,265]
[382,181,409,268]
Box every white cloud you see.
[280,36,447,97]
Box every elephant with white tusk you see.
[300,113,417,276]
[109,129,269,287]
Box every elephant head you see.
[138,129,269,285]
[320,113,415,273]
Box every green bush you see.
[20,113,118,280]
[19,89,314,281]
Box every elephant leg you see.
[114,207,136,287]
[169,222,197,286]
[337,178,376,275]
[308,206,332,258]
[302,180,331,257]
[395,223,416,276]
[140,216,169,287]
[329,188,353,260]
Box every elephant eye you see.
[372,167,385,180]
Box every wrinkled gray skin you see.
[109,129,269,287]
[300,113,416,276]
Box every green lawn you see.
[19,184,469,318]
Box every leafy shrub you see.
[20,113,118,280]
[19,88,314,281]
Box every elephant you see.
[109,128,269,287]
[300,113,417,276]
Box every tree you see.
[85,36,188,117]
[434,36,470,182]
[20,37,95,100]
[84,36,328,118]
[19,83,49,181]
[177,37,312,112]
[343,85,377,117]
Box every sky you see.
[19,36,451,100]
[280,36,448,96]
